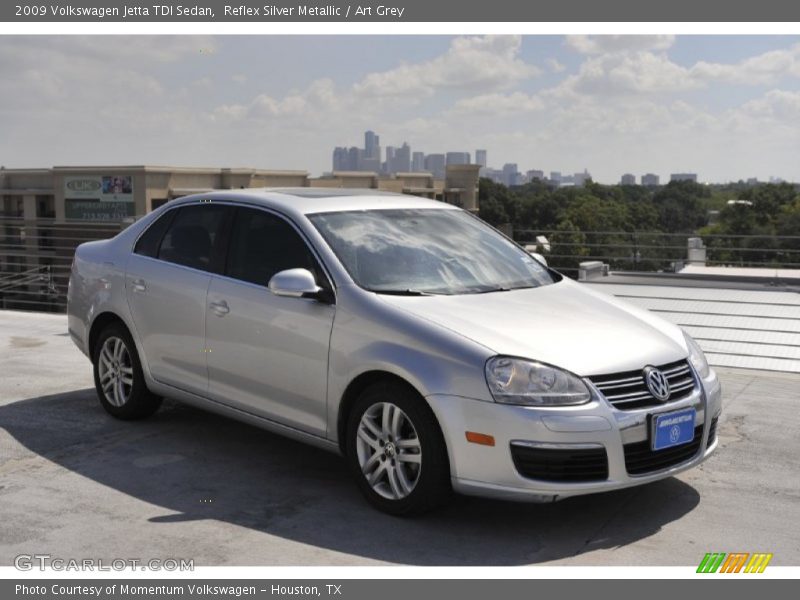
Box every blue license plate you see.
[652,407,696,451]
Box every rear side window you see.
[134,209,176,258]
[226,207,323,287]
[157,205,228,272]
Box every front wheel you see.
[93,323,162,420]
[345,381,451,515]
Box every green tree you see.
[549,219,590,275]
[652,181,709,233]
[478,178,521,227]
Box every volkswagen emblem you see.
[643,366,671,401]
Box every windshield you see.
[308,208,557,295]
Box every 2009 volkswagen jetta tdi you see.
[68,189,721,515]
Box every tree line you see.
[477,178,800,274]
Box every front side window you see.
[225,208,323,287]
[309,208,556,295]
[157,205,228,272]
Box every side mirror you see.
[529,252,548,267]
[269,268,322,299]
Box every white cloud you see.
[690,43,800,85]
[0,36,211,113]
[566,35,675,55]
[546,58,566,73]
[191,77,213,88]
[553,51,696,97]
[352,35,540,98]
[450,92,545,116]
[215,78,341,120]
[0,36,215,71]
[561,39,800,96]
[215,35,542,121]
[740,89,800,119]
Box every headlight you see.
[683,331,710,379]
[485,357,591,406]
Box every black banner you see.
[3,0,800,22]
[3,579,797,600]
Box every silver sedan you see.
[67,189,721,515]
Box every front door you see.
[205,207,335,436]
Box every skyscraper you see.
[621,173,636,185]
[670,173,698,183]
[390,142,411,173]
[364,130,380,160]
[425,154,446,180]
[502,163,519,187]
[359,155,380,173]
[334,132,382,172]
[348,147,362,171]
[383,146,395,174]
[641,173,660,186]
[446,152,470,166]
[332,146,363,171]
[573,169,592,186]
[475,150,487,168]
[412,152,425,172]
[332,147,349,171]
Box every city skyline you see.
[332,130,473,179]
[330,130,772,188]
[1,35,799,183]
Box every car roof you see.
[171,188,460,216]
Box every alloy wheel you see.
[97,336,134,407]
[356,402,422,500]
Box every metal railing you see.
[0,216,125,312]
[1,218,798,314]
[514,229,800,277]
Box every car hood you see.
[377,278,688,377]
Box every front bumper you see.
[427,367,722,502]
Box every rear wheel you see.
[93,323,161,420]
[345,381,451,515]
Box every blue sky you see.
[1,35,799,183]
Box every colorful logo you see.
[697,552,773,573]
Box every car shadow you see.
[0,389,701,565]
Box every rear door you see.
[205,207,335,436]
[126,203,231,396]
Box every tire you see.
[92,322,162,420]
[345,380,452,516]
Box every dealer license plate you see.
[652,407,696,451]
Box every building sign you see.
[65,200,135,221]
[63,175,135,220]
[64,175,134,202]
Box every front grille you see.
[708,417,718,446]
[589,359,697,410]
[510,444,609,482]
[623,424,703,475]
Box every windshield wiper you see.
[471,285,536,294]
[366,288,436,296]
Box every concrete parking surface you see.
[1,310,798,566]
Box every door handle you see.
[209,299,230,316]
[131,279,146,293]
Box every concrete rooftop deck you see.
[0,310,798,566]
